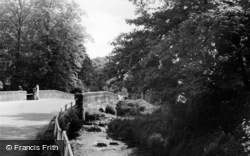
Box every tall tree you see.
[0,0,91,91]
[28,0,89,91]
[107,0,250,102]
[106,1,250,154]
[0,0,32,88]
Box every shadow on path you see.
[0,124,48,140]
[0,113,57,121]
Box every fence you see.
[53,91,118,156]
[54,100,76,156]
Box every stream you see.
[71,130,150,156]
[70,114,150,156]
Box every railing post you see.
[55,100,75,156]
[64,145,68,156]
[54,120,56,138]
[61,131,64,156]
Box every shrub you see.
[58,109,83,140]
[70,87,83,94]
[108,103,248,156]
[108,107,170,155]
[58,111,71,131]
[85,110,101,121]
[105,104,117,115]
[67,114,83,139]
[99,108,105,113]
[116,99,156,116]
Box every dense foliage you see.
[109,105,248,156]
[89,57,109,91]
[0,0,94,92]
[106,0,250,102]
[107,0,250,155]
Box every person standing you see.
[33,85,40,100]
[18,86,23,91]
[36,85,39,100]
[0,81,3,91]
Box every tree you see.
[0,0,91,91]
[0,0,32,89]
[107,0,250,102]
[106,1,250,154]
[27,0,90,91]
[78,56,110,92]
[91,57,109,91]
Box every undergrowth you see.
[108,92,249,156]
[59,108,83,140]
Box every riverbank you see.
[70,113,150,156]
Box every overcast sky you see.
[75,0,137,59]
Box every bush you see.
[70,87,83,94]
[58,111,71,131]
[108,107,170,155]
[116,99,156,116]
[85,110,102,121]
[105,104,117,115]
[58,109,83,140]
[99,108,105,113]
[67,116,83,139]
[147,133,164,150]
[108,104,248,156]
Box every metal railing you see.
[54,99,77,156]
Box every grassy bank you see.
[108,105,248,156]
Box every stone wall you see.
[39,90,74,100]
[0,91,27,102]
[81,91,118,110]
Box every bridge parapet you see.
[77,91,118,111]
[0,91,27,102]
[39,90,74,100]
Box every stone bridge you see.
[0,90,118,107]
[0,90,118,139]
[79,91,118,110]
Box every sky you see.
[75,0,137,59]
